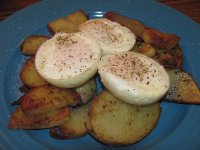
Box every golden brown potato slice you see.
[89,90,160,146]
[75,78,97,104]
[20,85,81,116]
[66,10,88,25]
[104,11,146,38]
[20,35,49,56]
[47,18,78,35]
[142,28,180,50]
[20,57,47,88]
[165,69,200,104]
[50,104,90,139]
[8,106,70,129]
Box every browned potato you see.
[20,57,47,88]
[138,43,156,57]
[8,106,70,129]
[19,85,30,93]
[173,46,183,68]
[89,90,160,146]
[50,104,90,139]
[75,78,97,104]
[104,11,180,50]
[47,18,78,35]
[165,69,200,104]
[142,28,180,50]
[66,9,88,25]
[20,85,81,116]
[104,11,146,38]
[153,46,183,69]
[21,35,49,56]
[131,41,144,52]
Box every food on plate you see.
[35,32,101,88]
[20,56,97,102]
[66,9,88,25]
[104,11,180,50]
[19,84,30,93]
[79,18,136,55]
[137,43,156,57]
[20,35,49,56]
[132,42,182,69]
[142,28,180,50]
[8,106,70,129]
[7,9,200,147]
[104,11,181,68]
[98,51,170,105]
[48,18,79,34]
[89,90,160,146]
[154,46,183,69]
[20,57,47,87]
[50,104,90,139]
[75,78,97,103]
[104,11,146,39]
[165,69,200,104]
[48,10,88,34]
[20,85,81,116]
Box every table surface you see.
[0,0,200,24]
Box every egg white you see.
[98,51,170,105]
[79,18,136,56]
[35,32,101,88]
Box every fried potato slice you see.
[165,69,200,104]
[89,90,160,146]
[104,11,146,38]
[20,85,81,116]
[50,104,90,139]
[137,43,156,57]
[142,28,180,50]
[20,35,49,56]
[8,106,70,129]
[19,85,30,93]
[153,46,183,69]
[66,9,88,25]
[75,78,97,104]
[20,57,47,88]
[47,10,88,35]
[47,18,78,35]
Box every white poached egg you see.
[35,32,101,88]
[98,51,170,105]
[79,18,136,56]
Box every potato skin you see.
[89,90,160,146]
[20,57,47,88]
[20,35,49,56]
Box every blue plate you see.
[0,0,200,149]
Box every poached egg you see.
[79,18,136,55]
[35,32,101,88]
[98,51,170,105]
